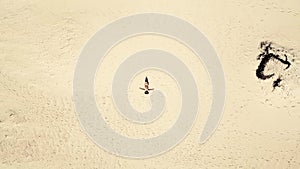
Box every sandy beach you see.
[0,0,299,168]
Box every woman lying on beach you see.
[139,77,154,94]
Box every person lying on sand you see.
[139,77,154,94]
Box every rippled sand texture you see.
[0,0,300,168]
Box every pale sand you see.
[0,0,300,168]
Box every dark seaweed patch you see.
[256,41,293,91]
